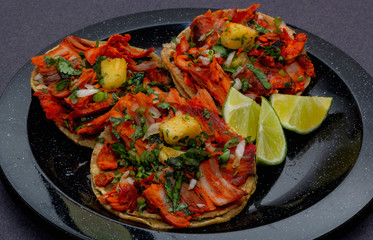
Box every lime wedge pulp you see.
[270,93,333,134]
[222,87,261,140]
[256,97,287,165]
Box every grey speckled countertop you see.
[0,0,372,239]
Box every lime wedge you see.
[223,87,261,139]
[256,97,287,165]
[270,93,333,134]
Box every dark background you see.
[0,0,372,239]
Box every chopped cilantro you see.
[247,63,272,89]
[218,150,230,164]
[201,30,215,41]
[203,108,210,119]
[109,117,125,128]
[241,78,252,92]
[218,138,240,164]
[254,24,271,34]
[166,149,210,173]
[130,125,144,143]
[212,45,228,58]
[163,171,184,213]
[171,37,178,44]
[93,56,107,76]
[75,124,86,132]
[253,43,261,49]
[223,67,237,74]
[93,90,108,102]
[95,137,105,143]
[135,107,146,113]
[44,56,82,78]
[137,198,147,214]
[111,129,121,140]
[274,17,282,27]
[54,79,71,92]
[157,102,177,112]
[240,33,248,45]
[224,138,240,149]
[264,45,284,62]
[111,142,130,160]
[208,120,214,132]
[278,69,286,77]
[63,119,69,129]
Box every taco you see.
[161,4,315,107]
[30,34,172,148]
[90,88,256,229]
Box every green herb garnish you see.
[247,63,272,89]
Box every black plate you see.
[0,8,373,240]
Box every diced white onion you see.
[134,114,142,126]
[214,52,221,58]
[119,171,134,185]
[188,179,197,190]
[224,51,236,67]
[34,73,43,81]
[131,103,140,112]
[68,56,76,61]
[279,21,286,29]
[232,66,244,79]
[76,89,99,98]
[143,122,161,140]
[233,140,246,168]
[118,159,126,166]
[198,33,206,42]
[199,56,211,65]
[122,170,130,178]
[284,61,302,79]
[148,107,161,119]
[244,93,257,100]
[195,67,201,72]
[84,84,95,90]
[125,177,134,185]
[34,73,44,85]
[70,97,78,105]
[233,78,242,90]
[197,204,205,208]
[205,142,216,152]
[35,85,47,91]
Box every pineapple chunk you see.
[100,58,127,89]
[220,22,257,50]
[159,114,202,146]
[159,146,185,163]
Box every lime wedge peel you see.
[222,90,332,166]
[223,87,260,140]
[256,97,287,166]
[270,94,333,134]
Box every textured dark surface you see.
[0,1,372,239]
